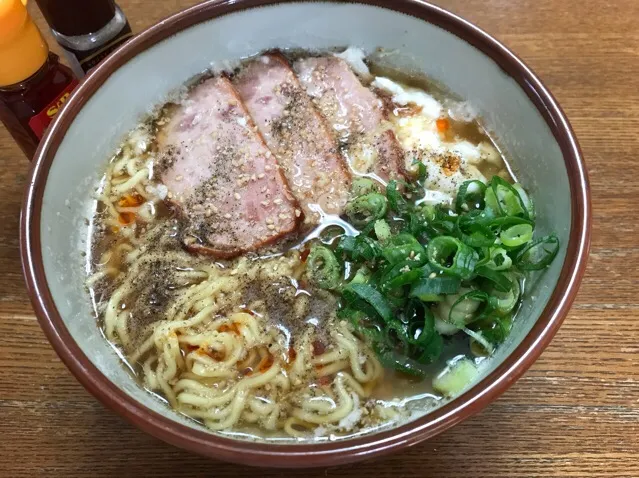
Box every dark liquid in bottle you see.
[0,53,76,157]
[35,0,132,75]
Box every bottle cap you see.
[35,0,117,37]
[0,0,49,87]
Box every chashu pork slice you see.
[233,53,351,225]
[294,56,405,183]
[157,76,301,258]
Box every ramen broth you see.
[86,49,514,440]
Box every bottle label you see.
[69,24,133,74]
[28,79,79,139]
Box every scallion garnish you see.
[307,245,341,290]
[306,174,559,378]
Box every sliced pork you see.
[157,76,301,258]
[294,56,405,182]
[233,53,351,224]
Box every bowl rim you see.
[20,0,591,468]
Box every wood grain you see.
[1,0,637,476]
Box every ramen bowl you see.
[20,0,590,468]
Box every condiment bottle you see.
[0,0,78,158]
[35,0,132,78]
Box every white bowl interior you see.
[40,2,570,439]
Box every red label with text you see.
[28,80,79,139]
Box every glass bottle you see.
[35,0,132,78]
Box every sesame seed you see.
[258,173,265,179]
[267,224,276,230]
[429,272,437,279]
[261,200,270,207]
[224,213,232,219]
[279,213,289,220]
[295,209,302,217]
[273,198,282,205]
[266,217,274,224]
[234,193,241,200]
[175,175,183,181]
[264,165,272,171]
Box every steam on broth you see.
[86,47,558,441]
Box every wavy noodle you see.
[88,122,402,439]
[95,244,389,435]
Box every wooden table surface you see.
[1,0,637,476]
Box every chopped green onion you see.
[351,177,380,197]
[446,290,492,326]
[382,233,425,266]
[455,180,486,214]
[513,183,535,219]
[409,272,461,302]
[475,265,512,292]
[381,262,424,291]
[373,343,427,378]
[500,223,534,247]
[388,302,443,366]
[416,204,437,223]
[484,186,500,217]
[488,215,534,231]
[432,357,478,397]
[426,236,479,279]
[374,219,392,243]
[489,176,529,219]
[413,159,428,183]
[462,327,494,355]
[490,274,521,313]
[342,283,393,323]
[349,266,371,285]
[336,235,382,262]
[456,213,496,247]
[435,317,461,335]
[484,247,513,271]
[469,316,512,356]
[345,192,388,228]
[386,180,408,213]
[307,245,341,290]
[515,234,560,270]
[408,306,443,364]
[308,172,558,387]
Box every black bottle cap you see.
[35,0,117,37]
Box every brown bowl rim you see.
[20,0,591,468]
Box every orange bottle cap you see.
[0,0,49,87]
